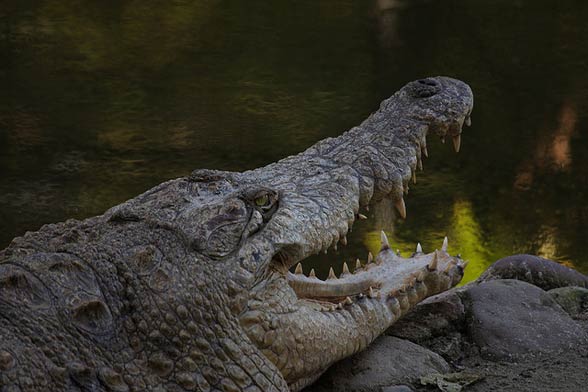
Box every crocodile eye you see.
[254,194,270,207]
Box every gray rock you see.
[388,288,466,342]
[548,286,588,319]
[387,288,468,361]
[382,385,414,392]
[465,279,588,360]
[306,336,449,392]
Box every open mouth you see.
[270,114,472,313]
[282,232,467,312]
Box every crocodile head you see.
[0,77,473,391]
[117,76,472,390]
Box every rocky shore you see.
[306,256,588,392]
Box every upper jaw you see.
[239,76,474,280]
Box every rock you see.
[387,288,467,361]
[465,279,588,360]
[306,336,449,392]
[381,385,414,392]
[388,289,466,341]
[548,286,588,319]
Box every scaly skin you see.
[0,77,473,391]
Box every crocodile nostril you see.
[409,78,441,98]
[417,78,438,87]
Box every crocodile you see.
[0,76,473,392]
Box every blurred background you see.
[1,0,587,283]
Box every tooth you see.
[309,269,317,278]
[465,116,472,126]
[444,263,453,273]
[452,134,461,153]
[333,243,338,251]
[428,252,439,271]
[418,157,423,171]
[324,249,328,255]
[295,263,303,275]
[358,213,368,220]
[416,242,423,253]
[368,287,375,298]
[395,198,407,219]
[380,231,390,250]
[344,296,353,305]
[341,236,347,246]
[328,267,337,280]
[442,236,448,252]
[336,303,343,310]
[355,258,362,270]
[441,136,446,144]
[421,138,428,158]
[412,170,417,184]
[368,252,374,263]
[342,262,350,275]
[461,261,469,269]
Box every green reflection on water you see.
[2,0,588,280]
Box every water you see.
[1,0,588,283]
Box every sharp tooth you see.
[324,249,328,255]
[418,157,423,171]
[368,287,375,298]
[333,243,338,251]
[342,262,350,275]
[452,134,461,153]
[442,236,448,252]
[444,263,453,273]
[309,268,317,278]
[328,267,337,280]
[368,252,374,263]
[422,138,428,158]
[295,263,303,275]
[465,116,472,127]
[344,296,353,305]
[395,198,407,219]
[358,213,368,220]
[341,236,347,246]
[441,136,446,144]
[355,258,362,270]
[416,242,423,253]
[461,261,469,270]
[412,170,417,184]
[380,231,390,250]
[428,252,439,271]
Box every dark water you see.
[2,0,588,283]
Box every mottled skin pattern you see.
[479,254,588,291]
[0,77,473,391]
